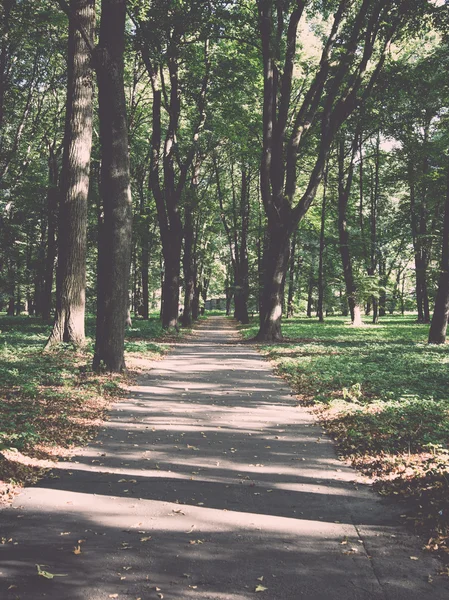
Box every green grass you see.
[0,314,172,498]
[240,314,449,557]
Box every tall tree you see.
[429,163,449,344]
[256,0,424,340]
[93,0,133,371]
[46,0,95,348]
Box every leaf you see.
[73,545,82,555]
[36,564,68,579]
[108,595,118,598]
[257,576,264,581]
[410,556,419,560]
[140,537,151,542]
[255,584,268,592]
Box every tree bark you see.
[286,229,297,318]
[93,0,133,372]
[255,0,397,339]
[45,0,94,348]
[317,164,328,322]
[429,164,449,344]
[256,222,290,340]
[41,145,60,321]
[337,138,363,326]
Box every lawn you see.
[240,314,449,565]
[0,314,172,503]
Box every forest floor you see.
[1,315,449,599]
[240,314,449,571]
[0,314,174,504]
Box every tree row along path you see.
[1,316,448,600]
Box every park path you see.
[1,316,448,599]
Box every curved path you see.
[1,317,448,599]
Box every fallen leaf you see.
[410,556,419,560]
[73,545,82,555]
[257,576,264,581]
[36,565,68,579]
[108,595,118,599]
[255,584,268,592]
[140,537,151,542]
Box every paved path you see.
[1,317,448,599]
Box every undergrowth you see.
[0,314,172,502]
[240,314,449,564]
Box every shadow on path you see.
[1,317,448,599]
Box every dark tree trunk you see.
[46,0,94,348]
[161,233,182,329]
[337,139,363,326]
[306,269,314,318]
[286,230,297,318]
[234,166,250,324]
[41,146,59,321]
[182,155,201,328]
[429,165,449,344]
[410,155,430,323]
[317,164,328,322]
[93,0,133,372]
[256,223,290,341]
[141,236,149,319]
[378,258,387,317]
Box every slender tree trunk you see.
[42,146,59,321]
[93,0,133,372]
[286,230,297,318]
[317,165,328,322]
[46,0,94,348]
[141,235,149,319]
[182,155,201,327]
[306,268,314,318]
[337,139,363,326]
[182,204,195,327]
[429,165,449,344]
[234,166,250,324]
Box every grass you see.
[0,314,173,503]
[240,314,449,564]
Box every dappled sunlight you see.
[2,318,447,599]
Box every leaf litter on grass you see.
[239,315,449,565]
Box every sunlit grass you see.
[0,313,171,500]
[240,314,449,556]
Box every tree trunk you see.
[337,139,363,326]
[306,269,314,318]
[317,165,328,322]
[429,165,449,344]
[161,232,182,329]
[41,146,59,321]
[234,165,250,324]
[45,0,94,348]
[286,230,297,318]
[256,223,290,341]
[93,0,133,372]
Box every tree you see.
[429,162,449,343]
[256,0,426,340]
[134,1,211,329]
[46,0,95,348]
[93,0,133,371]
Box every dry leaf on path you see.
[255,584,268,592]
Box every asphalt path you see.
[1,316,448,599]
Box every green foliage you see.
[240,314,449,454]
[0,315,168,457]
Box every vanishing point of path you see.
[1,317,449,600]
